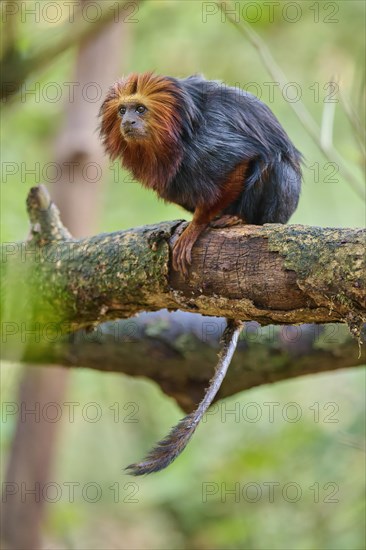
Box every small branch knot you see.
[26,184,72,243]
[26,184,51,214]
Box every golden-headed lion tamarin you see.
[99,72,302,475]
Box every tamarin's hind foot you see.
[210,215,244,228]
[172,222,207,276]
[172,216,244,275]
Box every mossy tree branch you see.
[2,184,365,327]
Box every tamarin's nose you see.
[123,119,136,128]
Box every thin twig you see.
[339,91,366,162]
[320,76,337,151]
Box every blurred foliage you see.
[1,1,365,549]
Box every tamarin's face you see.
[118,101,149,141]
[99,72,183,160]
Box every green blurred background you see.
[1,1,365,549]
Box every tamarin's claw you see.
[172,232,193,276]
[172,222,207,276]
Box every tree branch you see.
[2,185,365,337]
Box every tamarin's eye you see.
[136,105,146,114]
[118,105,126,115]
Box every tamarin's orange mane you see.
[99,72,185,190]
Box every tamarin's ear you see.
[98,97,108,118]
[99,83,118,117]
[99,92,111,114]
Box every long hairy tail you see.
[125,319,243,476]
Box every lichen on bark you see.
[266,223,365,339]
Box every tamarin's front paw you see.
[172,222,207,277]
[172,230,194,277]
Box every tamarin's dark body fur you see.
[99,72,302,475]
